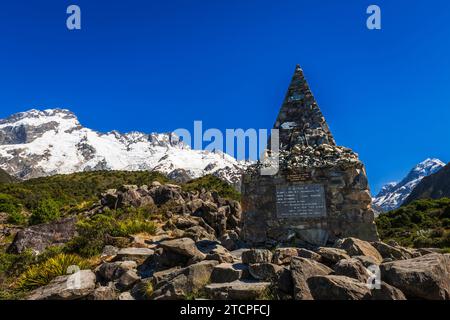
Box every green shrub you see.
[7,210,26,225]
[65,214,116,257]
[16,253,91,291]
[0,250,35,278]
[182,175,240,201]
[0,170,169,213]
[376,198,450,249]
[29,199,60,225]
[0,194,26,224]
[66,211,157,257]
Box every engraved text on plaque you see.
[275,184,327,218]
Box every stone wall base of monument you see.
[241,162,379,247]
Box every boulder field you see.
[5,183,449,300]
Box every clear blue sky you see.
[0,0,449,193]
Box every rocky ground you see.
[1,182,449,300]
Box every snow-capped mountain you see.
[0,109,250,187]
[373,158,446,212]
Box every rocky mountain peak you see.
[0,108,249,185]
[373,158,446,212]
[0,108,79,126]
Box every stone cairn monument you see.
[241,65,379,247]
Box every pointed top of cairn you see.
[273,65,336,151]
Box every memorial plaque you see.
[275,184,327,218]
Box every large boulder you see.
[332,258,369,283]
[371,282,406,300]
[159,238,206,264]
[150,260,218,300]
[241,249,273,264]
[335,238,383,264]
[380,253,450,300]
[205,281,271,300]
[117,185,155,208]
[290,257,333,300]
[89,282,119,300]
[8,217,77,254]
[307,275,371,300]
[371,241,412,260]
[150,185,183,206]
[114,247,154,264]
[316,247,350,265]
[206,247,235,264]
[353,255,380,268]
[249,263,283,281]
[96,261,137,282]
[27,270,96,300]
[211,263,246,283]
[218,231,241,251]
[272,248,299,265]
[297,248,322,262]
[117,270,140,291]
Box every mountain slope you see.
[403,163,450,204]
[376,198,450,250]
[0,109,249,186]
[0,169,15,184]
[373,158,445,212]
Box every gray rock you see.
[370,282,406,300]
[118,270,140,291]
[97,261,137,281]
[380,253,450,300]
[89,282,119,300]
[335,237,383,264]
[276,268,293,295]
[333,258,369,283]
[150,260,218,300]
[159,237,206,263]
[218,231,241,251]
[297,248,322,262]
[115,247,154,263]
[211,263,245,283]
[316,247,350,265]
[229,248,248,261]
[118,292,135,300]
[249,263,283,281]
[272,248,299,265]
[150,185,183,206]
[241,249,273,264]
[205,281,271,300]
[307,275,372,300]
[206,247,235,264]
[117,185,154,208]
[27,270,96,300]
[371,241,412,260]
[353,255,380,268]
[8,217,77,254]
[184,225,216,242]
[290,257,333,300]
[101,245,119,259]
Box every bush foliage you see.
[376,198,450,249]
[66,207,158,257]
[16,253,91,291]
[29,199,60,225]
[0,170,169,215]
[182,174,240,201]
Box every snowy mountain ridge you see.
[373,158,446,212]
[0,108,250,187]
